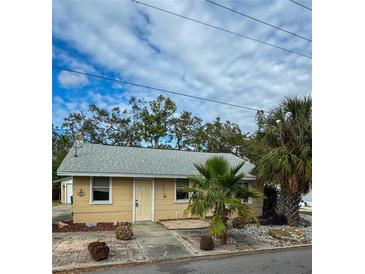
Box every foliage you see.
[262,184,279,219]
[184,156,262,241]
[52,124,73,199]
[132,95,177,148]
[254,96,312,226]
[196,118,247,157]
[59,95,256,155]
[169,111,202,150]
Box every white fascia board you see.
[58,171,256,180]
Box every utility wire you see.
[206,0,311,42]
[53,66,265,113]
[131,0,311,59]
[289,0,312,11]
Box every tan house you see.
[57,143,263,224]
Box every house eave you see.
[57,171,255,180]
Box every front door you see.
[135,180,153,221]
[66,184,73,204]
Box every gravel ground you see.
[230,224,312,247]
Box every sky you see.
[52,0,312,134]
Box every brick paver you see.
[52,231,144,269]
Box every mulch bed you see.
[52,220,117,233]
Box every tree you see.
[62,104,140,146]
[133,95,177,148]
[254,96,312,226]
[52,125,73,200]
[241,134,268,165]
[107,106,140,146]
[184,156,262,243]
[196,118,246,157]
[169,111,202,150]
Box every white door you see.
[135,180,153,221]
[66,184,73,204]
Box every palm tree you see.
[255,96,312,226]
[184,156,262,242]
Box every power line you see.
[53,66,265,113]
[131,0,312,59]
[289,0,312,11]
[206,0,311,42]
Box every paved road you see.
[90,247,311,274]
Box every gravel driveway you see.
[52,204,72,223]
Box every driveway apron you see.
[133,222,192,260]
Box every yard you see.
[52,200,61,207]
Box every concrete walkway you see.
[133,223,191,260]
[52,204,72,223]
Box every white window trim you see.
[240,181,253,205]
[174,178,190,204]
[89,177,112,205]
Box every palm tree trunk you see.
[276,188,301,226]
[286,190,301,226]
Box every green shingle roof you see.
[57,143,255,179]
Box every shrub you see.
[262,184,279,219]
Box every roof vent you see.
[74,132,84,157]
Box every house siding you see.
[72,176,133,223]
[71,176,263,224]
[154,178,189,220]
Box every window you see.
[238,181,249,203]
[91,177,111,203]
[175,179,189,202]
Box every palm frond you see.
[209,215,227,237]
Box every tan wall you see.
[71,176,263,224]
[154,178,189,221]
[72,176,133,223]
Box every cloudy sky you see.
[52,0,312,134]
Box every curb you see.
[52,244,312,273]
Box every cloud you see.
[57,70,89,88]
[52,0,311,132]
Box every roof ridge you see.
[85,142,238,156]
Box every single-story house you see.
[57,143,263,224]
[53,177,73,204]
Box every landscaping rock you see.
[232,217,246,229]
[87,241,109,261]
[57,221,69,228]
[115,222,133,240]
[200,235,214,250]
[268,228,305,241]
[230,224,311,247]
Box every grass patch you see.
[300,210,312,216]
[52,200,61,207]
